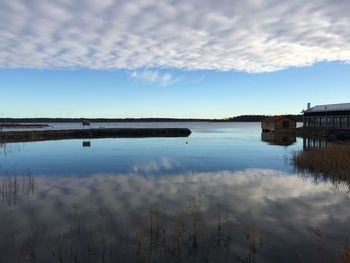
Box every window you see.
[342,116,349,127]
[315,117,320,127]
[311,117,316,127]
[327,117,332,127]
[334,117,340,127]
[307,117,312,127]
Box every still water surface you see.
[0,122,349,262]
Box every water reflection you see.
[303,137,330,150]
[82,140,91,147]
[131,157,179,174]
[0,126,302,176]
[292,140,350,193]
[261,132,296,146]
[0,169,349,262]
[0,142,25,156]
[0,169,35,206]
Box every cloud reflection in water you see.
[0,168,349,262]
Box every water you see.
[0,122,349,262]
[0,122,298,175]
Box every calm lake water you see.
[0,122,349,262]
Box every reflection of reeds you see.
[0,169,35,206]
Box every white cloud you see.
[0,0,350,72]
[130,70,178,86]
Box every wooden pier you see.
[0,128,192,143]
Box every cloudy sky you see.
[0,0,349,118]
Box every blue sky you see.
[0,0,349,118]
[1,61,349,118]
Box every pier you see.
[0,128,192,143]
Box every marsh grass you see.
[313,226,328,263]
[340,241,350,263]
[238,224,262,263]
[0,169,35,206]
[2,191,349,263]
[49,195,236,263]
[291,143,350,185]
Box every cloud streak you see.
[130,70,178,86]
[0,0,349,72]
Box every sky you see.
[0,0,349,118]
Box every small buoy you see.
[186,141,188,144]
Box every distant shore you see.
[0,115,303,123]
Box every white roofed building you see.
[303,103,350,129]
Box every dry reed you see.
[291,143,350,180]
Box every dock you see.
[0,128,192,143]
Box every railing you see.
[304,116,350,128]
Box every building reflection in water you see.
[82,140,91,147]
[261,131,296,146]
[302,137,330,150]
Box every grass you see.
[291,143,350,182]
[340,241,350,263]
[0,169,35,206]
[2,199,350,263]
[1,169,350,262]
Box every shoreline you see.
[0,115,304,123]
[0,123,50,129]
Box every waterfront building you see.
[261,116,297,131]
[303,103,350,129]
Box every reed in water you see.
[0,169,35,206]
[291,142,350,180]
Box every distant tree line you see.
[225,114,303,122]
[0,115,303,123]
[0,118,215,123]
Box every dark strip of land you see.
[0,128,192,143]
[0,123,50,128]
[0,114,303,123]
